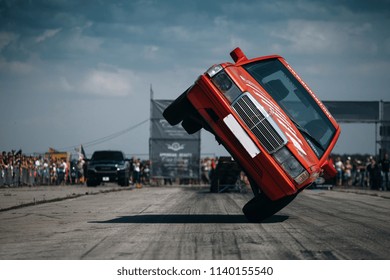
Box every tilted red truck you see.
[163,48,341,222]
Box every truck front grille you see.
[232,94,286,153]
[96,166,117,172]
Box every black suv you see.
[86,150,130,187]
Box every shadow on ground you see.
[90,214,289,224]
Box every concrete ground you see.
[0,183,389,260]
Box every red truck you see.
[163,48,340,222]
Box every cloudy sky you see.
[1,0,389,157]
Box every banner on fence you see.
[149,139,200,179]
[149,99,200,179]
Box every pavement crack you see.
[138,205,151,214]
[80,236,109,259]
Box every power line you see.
[59,118,149,151]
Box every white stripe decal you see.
[223,114,260,158]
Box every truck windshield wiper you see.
[289,117,325,152]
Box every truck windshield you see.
[91,151,124,161]
[243,59,336,158]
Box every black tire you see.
[119,176,129,187]
[182,117,202,134]
[210,176,218,193]
[163,87,193,125]
[242,192,297,222]
[87,179,98,187]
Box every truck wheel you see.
[119,176,130,187]
[163,87,192,125]
[242,192,297,222]
[87,179,98,187]
[210,177,219,193]
[182,117,202,134]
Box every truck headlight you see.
[210,70,242,103]
[273,147,309,184]
[115,164,125,171]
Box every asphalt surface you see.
[0,184,129,211]
[0,184,389,259]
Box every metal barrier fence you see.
[0,166,62,187]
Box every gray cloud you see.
[0,0,389,155]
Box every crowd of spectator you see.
[0,150,156,188]
[0,150,86,187]
[2,149,390,191]
[333,153,389,191]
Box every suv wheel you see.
[119,176,129,187]
[87,179,98,187]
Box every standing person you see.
[129,157,134,185]
[0,153,4,186]
[380,153,389,191]
[344,159,353,186]
[51,163,57,185]
[352,159,362,186]
[364,157,372,187]
[34,157,42,185]
[56,160,66,185]
[366,158,381,190]
[63,160,68,184]
[209,157,217,184]
[334,157,344,186]
[133,158,142,188]
[77,157,85,184]
[42,159,50,185]
[201,158,210,184]
[143,164,150,185]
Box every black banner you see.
[383,102,390,122]
[323,101,380,123]
[149,99,200,179]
